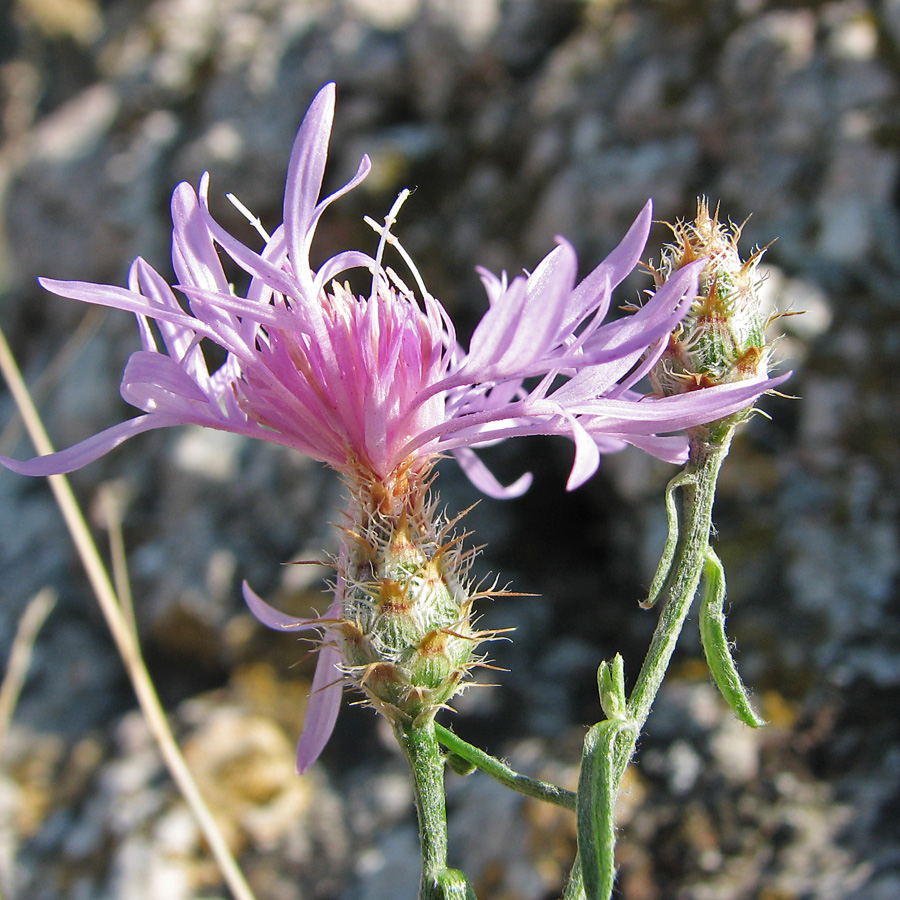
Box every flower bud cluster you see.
[649,199,774,402]
[335,467,492,727]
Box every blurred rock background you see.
[0,0,898,898]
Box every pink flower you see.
[1,84,788,771]
[1,83,782,493]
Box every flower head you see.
[1,86,789,772]
[2,85,781,496]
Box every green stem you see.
[435,723,577,811]
[608,436,732,791]
[570,431,735,900]
[395,720,452,900]
[626,434,732,732]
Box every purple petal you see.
[606,335,668,399]
[580,260,702,366]
[120,351,211,413]
[577,372,793,433]
[475,267,507,306]
[130,261,215,389]
[620,433,690,464]
[462,240,577,378]
[171,183,231,294]
[0,414,176,476]
[174,284,301,332]
[242,581,331,631]
[520,239,577,347]
[284,83,335,272]
[307,153,372,253]
[314,249,378,294]
[452,446,533,499]
[38,276,213,339]
[567,201,652,324]
[463,276,527,373]
[560,411,601,491]
[296,639,344,774]
[197,174,304,299]
[242,582,343,774]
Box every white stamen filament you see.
[367,189,425,302]
[227,193,271,242]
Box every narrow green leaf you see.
[562,855,586,900]
[577,720,633,900]
[435,724,576,811]
[444,752,476,777]
[699,548,766,728]
[641,472,696,609]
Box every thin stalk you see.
[98,483,138,639]
[0,325,257,900]
[0,588,57,750]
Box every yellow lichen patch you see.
[230,662,311,740]
[182,704,314,853]
[760,690,800,730]
[16,0,102,43]
[7,732,67,837]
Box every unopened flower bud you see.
[597,654,627,722]
[649,199,777,443]
[336,468,493,727]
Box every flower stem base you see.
[395,720,476,899]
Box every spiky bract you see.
[335,467,496,726]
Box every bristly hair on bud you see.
[336,469,500,722]
[645,198,790,443]
[245,465,512,773]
